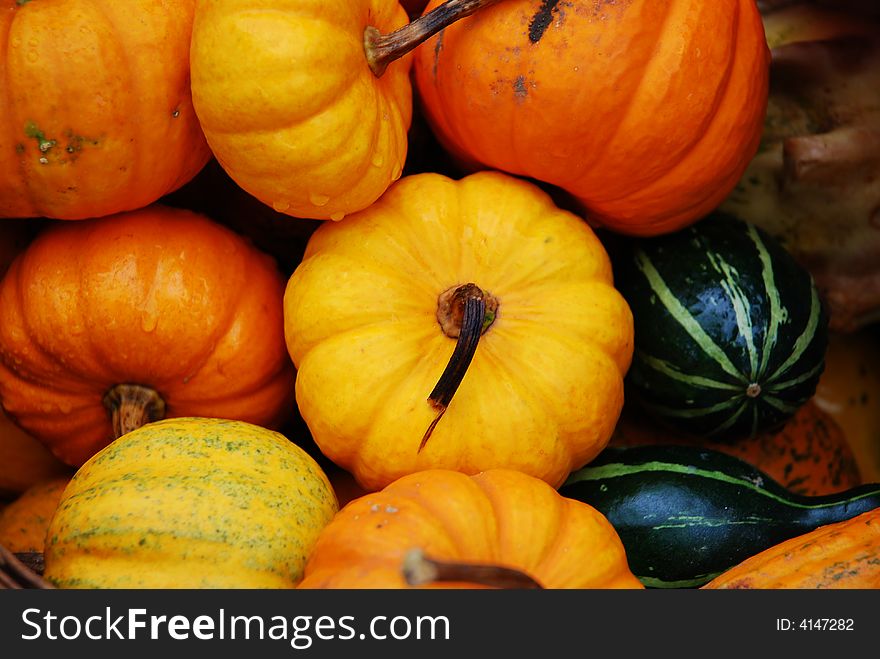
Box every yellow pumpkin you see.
[814,329,880,482]
[284,171,633,491]
[190,0,413,221]
[43,418,338,588]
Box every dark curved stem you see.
[365,0,503,77]
[420,285,487,451]
[403,549,544,589]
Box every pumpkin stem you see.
[102,383,166,439]
[403,549,544,589]
[421,283,498,452]
[364,0,503,77]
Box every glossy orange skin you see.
[191,0,412,222]
[0,205,294,466]
[0,0,210,220]
[611,401,862,496]
[414,0,770,236]
[299,469,643,589]
[703,506,880,589]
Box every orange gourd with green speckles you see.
[43,418,338,589]
[0,476,69,553]
[299,469,642,589]
[703,506,880,589]
[0,0,210,220]
[0,205,294,467]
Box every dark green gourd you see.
[610,214,828,439]
[560,445,880,588]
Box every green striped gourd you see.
[43,418,338,588]
[610,214,828,439]
[560,445,880,588]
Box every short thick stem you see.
[102,383,166,440]
[365,0,503,77]
[420,283,498,451]
[403,549,544,589]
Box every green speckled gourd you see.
[611,214,828,439]
[43,418,338,589]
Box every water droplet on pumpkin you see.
[141,312,158,333]
[329,211,345,221]
[372,152,385,168]
[26,50,38,63]
[391,163,402,181]
[272,200,290,212]
[59,401,72,414]
[310,193,330,207]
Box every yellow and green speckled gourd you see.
[43,418,338,589]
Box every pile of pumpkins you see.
[0,0,878,590]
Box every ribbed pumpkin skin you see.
[190,0,412,221]
[44,418,338,589]
[611,400,861,496]
[284,171,633,491]
[0,0,210,220]
[0,205,294,466]
[0,476,69,553]
[703,506,880,589]
[612,214,828,440]
[299,469,643,589]
[413,0,769,236]
[0,409,71,498]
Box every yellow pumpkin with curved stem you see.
[190,0,413,221]
[284,171,634,491]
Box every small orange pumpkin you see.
[0,0,210,220]
[0,205,294,466]
[298,469,643,589]
[611,400,862,496]
[703,506,880,589]
[0,408,71,500]
[414,0,770,236]
[0,476,69,553]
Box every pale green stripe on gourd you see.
[767,285,822,383]
[637,352,743,391]
[706,248,758,379]
[746,223,785,379]
[563,460,880,512]
[635,249,747,384]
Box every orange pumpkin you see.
[703,506,880,589]
[413,0,770,236]
[0,0,210,220]
[0,205,294,466]
[284,171,633,491]
[611,400,861,496]
[299,469,643,589]
[0,409,71,500]
[0,476,69,553]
